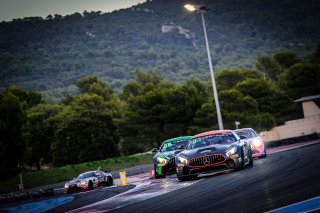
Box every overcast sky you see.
[0,0,146,21]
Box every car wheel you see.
[107,176,113,186]
[260,150,267,158]
[88,181,93,190]
[235,147,246,170]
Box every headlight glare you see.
[157,156,167,163]
[79,180,86,185]
[226,147,237,157]
[178,156,188,164]
[253,139,261,147]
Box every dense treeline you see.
[0,0,320,98]
[1,48,319,180]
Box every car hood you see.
[67,178,89,185]
[154,150,183,160]
[179,144,234,158]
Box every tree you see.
[134,69,162,87]
[256,55,281,80]
[0,92,29,180]
[51,94,120,166]
[279,63,320,99]
[25,103,64,169]
[188,99,218,135]
[235,78,298,125]
[120,81,142,100]
[216,69,262,91]
[119,79,207,155]
[310,44,320,64]
[76,76,113,100]
[5,86,42,109]
[273,51,301,69]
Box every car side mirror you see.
[178,145,185,150]
[240,135,246,139]
[150,148,158,153]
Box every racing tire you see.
[235,147,246,170]
[88,181,94,190]
[260,150,267,158]
[107,176,113,186]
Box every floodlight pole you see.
[199,9,224,130]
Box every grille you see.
[189,154,226,167]
[167,158,176,168]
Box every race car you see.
[234,128,267,158]
[151,136,192,178]
[64,170,113,194]
[175,130,253,181]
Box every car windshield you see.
[235,129,257,139]
[160,139,190,152]
[77,172,94,179]
[187,133,237,150]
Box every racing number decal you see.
[163,142,172,149]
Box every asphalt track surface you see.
[111,143,320,213]
[2,142,320,212]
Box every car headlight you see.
[178,156,188,164]
[64,183,69,188]
[252,139,262,147]
[226,147,237,157]
[79,180,87,186]
[157,156,167,164]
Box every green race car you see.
[151,136,192,178]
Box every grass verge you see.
[0,153,153,194]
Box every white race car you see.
[64,170,113,194]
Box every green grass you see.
[0,153,154,194]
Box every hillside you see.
[1,0,320,98]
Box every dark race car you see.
[64,170,113,194]
[176,130,253,181]
[234,128,267,158]
[151,136,192,178]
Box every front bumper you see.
[251,144,265,158]
[64,182,90,193]
[176,157,242,177]
[154,158,176,176]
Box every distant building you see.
[262,94,320,142]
